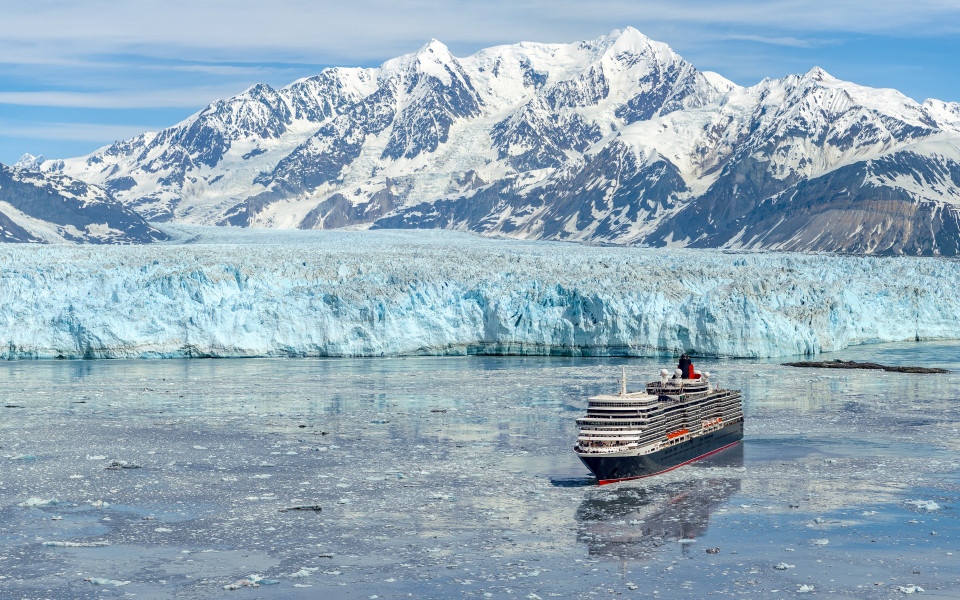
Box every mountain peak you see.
[609,26,651,46]
[381,37,458,82]
[417,38,451,57]
[804,66,834,82]
[14,153,46,170]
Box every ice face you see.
[1,226,959,360]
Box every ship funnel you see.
[678,354,694,379]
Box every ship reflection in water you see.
[575,444,743,560]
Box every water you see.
[1,342,958,598]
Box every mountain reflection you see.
[575,446,743,560]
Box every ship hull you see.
[578,421,744,485]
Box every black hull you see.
[578,421,744,484]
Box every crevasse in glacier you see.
[1,227,958,359]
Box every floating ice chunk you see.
[798,584,815,593]
[11,454,36,460]
[89,500,110,508]
[289,568,319,578]
[86,455,107,460]
[193,445,208,450]
[223,574,278,590]
[154,527,172,533]
[898,585,925,594]
[906,500,940,511]
[678,539,697,544]
[85,577,130,586]
[19,497,58,507]
[811,538,829,546]
[774,563,795,570]
[44,540,110,547]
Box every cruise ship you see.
[575,355,743,484]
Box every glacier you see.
[1,226,958,359]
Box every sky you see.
[2,0,960,166]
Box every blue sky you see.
[2,0,960,165]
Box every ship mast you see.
[620,365,627,396]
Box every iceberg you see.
[1,226,959,359]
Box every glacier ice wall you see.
[1,227,958,359]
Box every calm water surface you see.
[1,342,958,598]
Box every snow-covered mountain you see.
[0,163,167,244]
[21,28,960,254]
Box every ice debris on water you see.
[85,577,130,586]
[905,500,941,511]
[898,585,925,594]
[798,584,815,593]
[86,455,107,460]
[224,575,279,590]
[11,454,36,460]
[19,497,58,507]
[774,563,795,570]
[44,541,110,547]
[289,568,319,578]
[811,538,829,546]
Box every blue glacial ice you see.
[1,226,959,359]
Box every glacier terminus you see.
[2,226,958,360]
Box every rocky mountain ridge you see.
[19,27,960,254]
[0,164,167,244]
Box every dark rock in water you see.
[279,505,323,512]
[781,360,949,374]
[105,460,142,470]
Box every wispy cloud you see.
[0,121,158,143]
[722,34,830,49]
[2,0,958,66]
[0,86,250,109]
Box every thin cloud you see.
[723,34,828,49]
[2,0,959,66]
[0,121,158,143]
[0,87,249,109]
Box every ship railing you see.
[575,443,637,454]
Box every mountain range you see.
[0,163,166,244]
[15,27,960,254]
